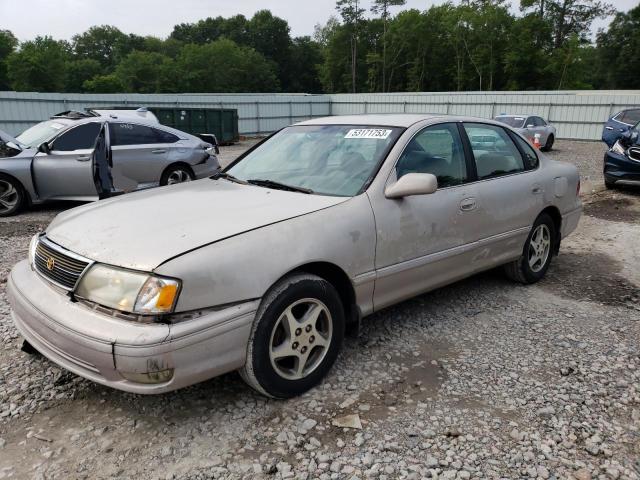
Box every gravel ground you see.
[0,140,638,480]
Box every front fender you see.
[0,151,38,202]
[155,194,377,314]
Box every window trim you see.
[387,121,473,191]
[50,121,103,152]
[459,122,536,183]
[506,129,540,172]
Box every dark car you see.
[603,124,640,189]
[602,108,640,147]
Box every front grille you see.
[34,238,91,290]
[628,147,640,163]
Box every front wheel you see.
[504,213,556,284]
[0,174,25,217]
[240,274,345,398]
[160,165,194,186]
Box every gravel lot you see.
[0,140,638,480]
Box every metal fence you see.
[2,90,640,140]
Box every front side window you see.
[464,123,525,180]
[227,125,403,196]
[110,123,162,146]
[536,117,547,126]
[395,123,467,188]
[52,123,101,151]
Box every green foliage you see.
[0,30,18,90]
[0,2,635,95]
[175,39,279,93]
[7,37,71,92]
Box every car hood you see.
[46,179,349,271]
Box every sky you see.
[0,0,637,42]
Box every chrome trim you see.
[33,236,94,291]
[627,147,640,163]
[614,179,640,186]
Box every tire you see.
[541,134,554,152]
[0,174,25,217]
[240,273,345,399]
[160,164,194,186]
[504,213,556,284]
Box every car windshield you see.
[495,116,525,128]
[16,120,68,148]
[227,125,403,196]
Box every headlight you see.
[611,140,626,155]
[28,234,39,266]
[75,264,180,315]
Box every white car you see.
[495,114,556,151]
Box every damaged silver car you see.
[7,114,582,398]
[0,109,220,216]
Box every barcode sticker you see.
[345,129,392,139]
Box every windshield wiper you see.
[247,179,313,194]
[210,171,248,184]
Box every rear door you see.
[32,122,101,200]
[109,122,170,190]
[460,122,544,271]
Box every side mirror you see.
[385,173,438,199]
[38,142,51,154]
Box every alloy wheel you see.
[0,180,18,214]
[528,224,551,273]
[268,298,333,380]
[167,169,192,185]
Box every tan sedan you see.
[7,114,582,398]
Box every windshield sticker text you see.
[345,129,392,139]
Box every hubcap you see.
[167,170,192,185]
[0,180,18,213]
[528,224,551,273]
[268,298,333,381]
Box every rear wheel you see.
[240,274,345,398]
[0,174,25,217]
[541,134,554,152]
[504,213,556,284]
[160,165,194,186]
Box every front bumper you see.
[7,260,257,394]
[604,151,640,185]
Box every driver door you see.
[32,122,101,201]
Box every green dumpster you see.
[151,107,239,145]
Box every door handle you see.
[76,155,91,162]
[459,197,476,211]
[531,184,543,194]
[152,149,167,154]
[605,126,613,130]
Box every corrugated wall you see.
[0,92,331,136]
[330,91,640,140]
[2,90,640,140]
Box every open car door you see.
[32,122,101,201]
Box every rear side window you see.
[620,109,640,125]
[110,123,176,146]
[52,123,101,151]
[511,134,539,170]
[463,123,525,180]
[395,123,467,188]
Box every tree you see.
[370,0,406,92]
[7,37,71,92]
[336,0,365,92]
[0,30,18,90]
[520,0,615,48]
[175,39,279,92]
[65,59,102,92]
[593,4,640,89]
[115,51,176,93]
[72,25,131,70]
[288,37,324,93]
[83,74,124,93]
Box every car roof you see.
[295,114,444,128]
[295,114,527,129]
[496,114,534,118]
